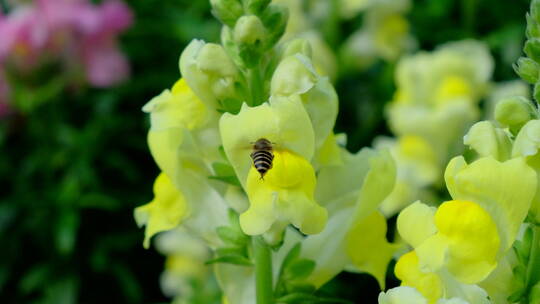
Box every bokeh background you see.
[0,0,532,303]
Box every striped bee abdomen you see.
[251,150,274,178]
[251,138,274,179]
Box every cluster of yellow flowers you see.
[133,0,540,303]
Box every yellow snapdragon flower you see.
[392,155,537,302]
[388,40,493,163]
[220,95,327,235]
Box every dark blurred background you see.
[0,0,531,303]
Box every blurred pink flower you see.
[0,0,133,87]
[0,6,48,65]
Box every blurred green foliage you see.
[0,0,533,303]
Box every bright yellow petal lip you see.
[134,173,189,249]
[241,149,327,235]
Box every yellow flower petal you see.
[445,156,537,255]
[134,173,189,249]
[314,132,343,167]
[241,149,327,235]
[397,201,437,248]
[142,78,209,131]
[429,200,499,284]
[346,211,400,289]
[395,251,443,303]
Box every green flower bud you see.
[234,15,267,45]
[210,0,244,28]
[532,0,540,24]
[495,96,536,133]
[534,82,540,102]
[282,38,313,59]
[196,43,238,77]
[245,0,271,15]
[524,38,540,63]
[527,14,540,39]
[514,57,540,84]
[261,3,288,46]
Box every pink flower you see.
[82,40,130,87]
[0,6,49,65]
[0,0,133,110]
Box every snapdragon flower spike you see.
[220,95,327,235]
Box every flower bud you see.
[234,15,267,45]
[527,14,540,39]
[196,43,237,77]
[494,96,536,133]
[245,0,271,15]
[514,57,540,84]
[261,3,288,45]
[524,38,540,63]
[532,0,540,24]
[282,38,312,58]
[210,0,243,28]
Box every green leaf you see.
[285,259,315,280]
[217,226,249,246]
[209,162,242,186]
[281,243,301,270]
[221,98,243,114]
[205,255,253,266]
[287,282,316,294]
[216,247,246,257]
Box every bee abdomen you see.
[251,150,274,176]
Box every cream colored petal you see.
[397,201,437,248]
[463,121,512,161]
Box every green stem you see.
[526,224,540,294]
[253,236,273,304]
[247,67,264,106]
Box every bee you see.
[250,138,274,180]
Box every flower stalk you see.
[253,235,273,304]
